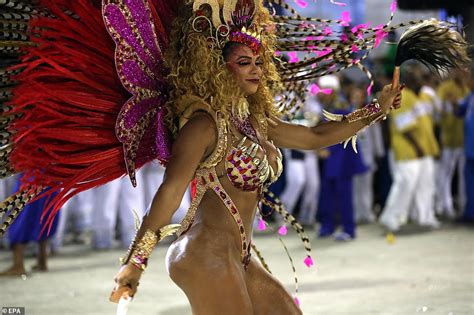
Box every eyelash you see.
[238,62,264,66]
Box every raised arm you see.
[111,112,216,301]
[269,84,402,150]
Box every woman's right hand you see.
[378,84,403,113]
[109,263,143,303]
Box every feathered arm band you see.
[322,100,385,153]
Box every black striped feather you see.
[395,19,471,73]
[0,186,44,236]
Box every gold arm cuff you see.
[345,100,381,123]
[120,229,157,268]
[361,111,386,126]
[120,224,181,269]
[133,229,158,257]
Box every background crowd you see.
[274,60,474,244]
[0,27,473,279]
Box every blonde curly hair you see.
[164,2,282,137]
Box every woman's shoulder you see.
[174,94,229,168]
[177,94,218,130]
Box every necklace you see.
[230,115,259,144]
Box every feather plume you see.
[395,19,471,74]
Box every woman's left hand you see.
[378,84,404,114]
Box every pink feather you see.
[340,11,351,26]
[309,83,332,95]
[390,0,397,13]
[374,29,388,48]
[304,255,314,268]
[367,82,374,96]
[323,27,333,36]
[288,51,299,63]
[295,0,308,9]
[294,296,301,306]
[258,218,266,231]
[278,225,288,236]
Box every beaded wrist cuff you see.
[361,111,386,126]
[344,100,382,123]
[120,224,181,271]
[322,99,387,154]
[121,229,157,271]
[322,99,384,125]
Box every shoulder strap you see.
[177,95,228,168]
[178,94,216,130]
[200,114,228,168]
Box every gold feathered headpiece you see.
[192,0,262,53]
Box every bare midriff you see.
[193,182,260,251]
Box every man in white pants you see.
[436,72,469,218]
[91,161,193,249]
[353,123,385,223]
[280,149,320,226]
[380,64,440,232]
[91,169,146,249]
[140,162,190,224]
[350,86,385,223]
[52,189,94,250]
[280,90,322,227]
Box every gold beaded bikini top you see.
[226,136,283,192]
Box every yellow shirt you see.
[420,85,442,118]
[390,89,440,161]
[437,80,469,148]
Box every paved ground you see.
[0,223,473,315]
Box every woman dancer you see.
[111,3,400,314]
[0,0,468,313]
